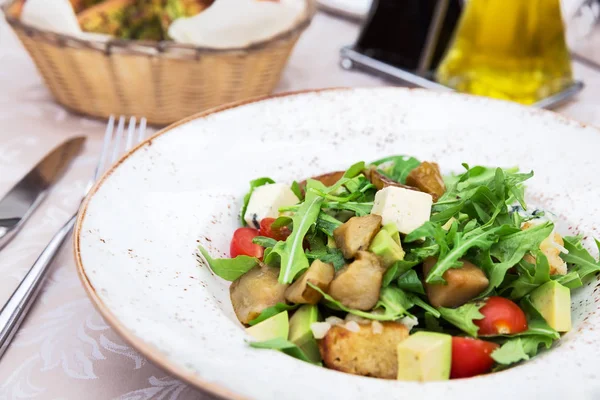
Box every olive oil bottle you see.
[435,0,573,104]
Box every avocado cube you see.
[369,229,405,268]
[396,331,452,382]
[245,311,289,341]
[381,223,401,246]
[530,280,571,332]
[289,305,321,363]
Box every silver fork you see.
[0,116,146,359]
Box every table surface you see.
[1,8,600,400]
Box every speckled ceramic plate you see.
[74,88,600,400]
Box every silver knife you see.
[0,136,86,250]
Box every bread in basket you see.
[3,0,315,125]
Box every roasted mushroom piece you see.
[230,264,288,325]
[333,214,382,259]
[319,321,409,379]
[285,260,335,304]
[328,251,385,310]
[364,167,420,192]
[406,162,446,201]
[423,257,489,308]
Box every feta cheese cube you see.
[370,187,432,235]
[244,183,298,229]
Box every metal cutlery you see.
[0,137,86,251]
[0,116,147,359]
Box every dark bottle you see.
[353,0,462,78]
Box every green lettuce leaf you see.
[240,177,275,227]
[438,302,485,337]
[305,233,346,271]
[249,338,318,364]
[396,269,425,295]
[291,181,304,201]
[252,236,278,248]
[248,303,299,326]
[197,245,257,281]
[382,259,421,287]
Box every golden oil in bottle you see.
[435,0,573,104]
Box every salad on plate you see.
[198,156,600,381]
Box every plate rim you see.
[72,87,593,399]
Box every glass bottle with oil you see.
[435,0,573,105]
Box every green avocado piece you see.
[369,229,405,268]
[246,311,289,341]
[382,223,401,246]
[530,280,571,332]
[396,331,452,382]
[288,305,321,363]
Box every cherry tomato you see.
[259,218,291,241]
[451,337,499,379]
[475,296,528,335]
[230,228,263,259]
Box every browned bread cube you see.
[319,321,409,379]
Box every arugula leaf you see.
[248,303,299,326]
[291,181,304,201]
[518,297,560,339]
[197,245,257,281]
[306,249,346,271]
[322,201,373,216]
[269,179,324,284]
[396,270,425,295]
[423,226,500,284]
[438,302,485,337]
[309,284,416,321]
[424,312,443,332]
[478,222,554,297]
[240,177,275,227]
[370,155,421,184]
[252,236,278,248]
[562,236,600,282]
[382,259,421,287]
[554,271,583,289]
[491,338,530,365]
[503,252,551,300]
[315,212,342,237]
[491,336,554,365]
[249,338,318,364]
[305,233,346,271]
[344,161,366,179]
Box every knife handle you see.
[0,213,77,359]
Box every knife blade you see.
[0,136,86,250]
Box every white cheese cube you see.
[370,187,432,235]
[244,183,298,229]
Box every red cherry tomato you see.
[259,218,291,241]
[475,296,528,335]
[230,228,263,259]
[451,337,499,379]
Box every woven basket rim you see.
[2,0,315,55]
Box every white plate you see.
[317,0,372,20]
[75,88,600,400]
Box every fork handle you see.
[0,213,77,359]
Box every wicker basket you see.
[2,0,315,125]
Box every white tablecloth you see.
[1,8,600,400]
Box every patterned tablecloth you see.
[1,7,600,400]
